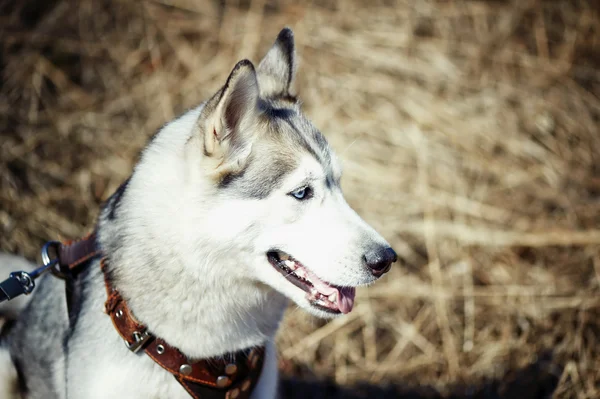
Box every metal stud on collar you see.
[156,344,165,355]
[179,364,192,375]
[225,363,237,375]
[249,353,259,369]
[216,375,231,388]
[248,349,257,363]
[241,379,251,392]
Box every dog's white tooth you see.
[284,260,296,269]
[328,292,337,302]
[295,268,306,278]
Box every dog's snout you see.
[364,247,397,277]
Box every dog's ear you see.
[199,59,259,165]
[257,27,296,97]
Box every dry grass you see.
[2,0,600,397]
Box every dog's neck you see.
[96,107,289,359]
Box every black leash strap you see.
[0,272,35,302]
[0,241,66,304]
[0,235,99,304]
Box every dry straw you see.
[1,0,599,397]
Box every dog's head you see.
[130,29,396,319]
[183,28,397,318]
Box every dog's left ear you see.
[198,59,259,170]
[257,28,297,97]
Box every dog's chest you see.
[65,307,191,399]
[65,321,277,399]
[61,277,278,399]
[70,356,188,399]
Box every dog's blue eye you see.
[290,186,312,200]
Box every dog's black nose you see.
[364,247,397,277]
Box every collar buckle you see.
[125,330,153,353]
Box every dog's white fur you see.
[0,28,394,398]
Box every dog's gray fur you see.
[0,28,394,398]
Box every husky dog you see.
[0,28,396,399]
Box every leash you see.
[0,233,264,399]
[0,235,99,303]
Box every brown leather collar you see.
[57,233,265,399]
[58,232,102,272]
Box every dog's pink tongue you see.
[337,287,355,314]
[306,269,356,314]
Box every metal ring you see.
[41,241,61,266]
[41,241,69,280]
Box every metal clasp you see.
[125,330,152,353]
[39,241,69,280]
[1,240,72,304]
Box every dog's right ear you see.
[198,60,259,168]
[257,27,296,97]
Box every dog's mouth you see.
[267,251,356,314]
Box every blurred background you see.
[1,0,599,397]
